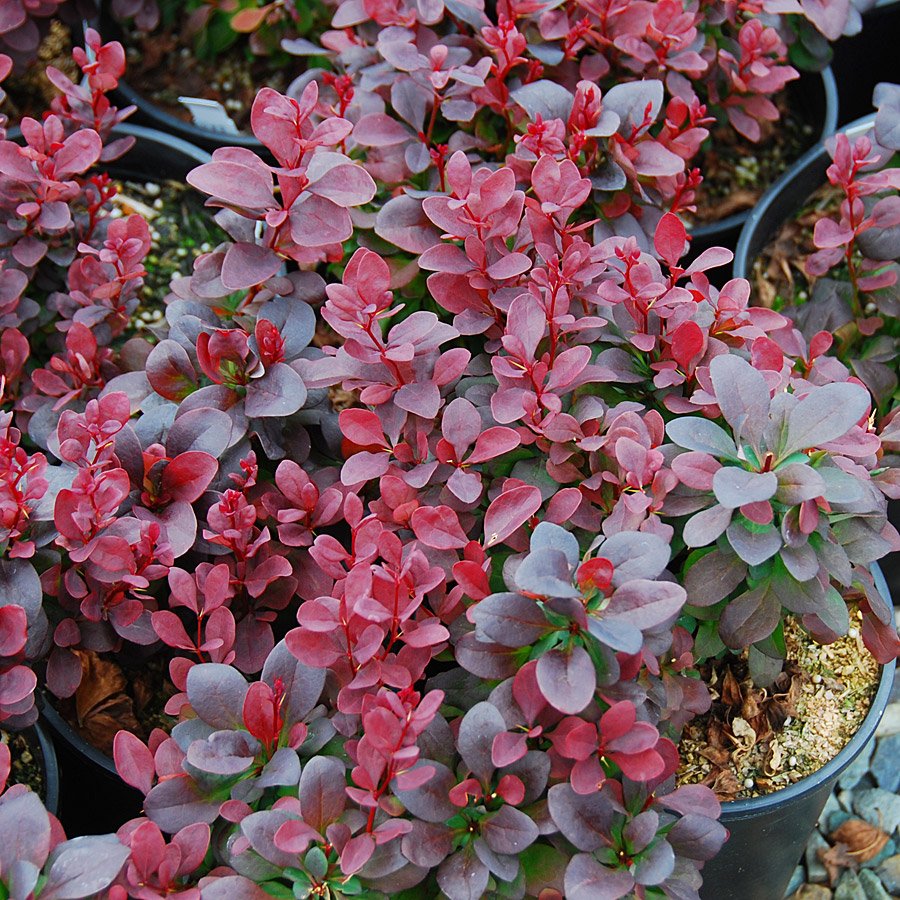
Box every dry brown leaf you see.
[818,842,857,885]
[722,667,743,707]
[829,819,890,863]
[701,766,742,799]
[72,650,143,755]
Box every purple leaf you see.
[665,417,739,461]
[221,242,282,291]
[168,407,232,457]
[146,340,198,402]
[39,835,130,900]
[482,804,539,855]
[244,363,307,417]
[510,80,575,122]
[186,663,249,729]
[547,783,613,852]
[471,592,549,647]
[783,382,871,457]
[712,468,777,509]
[709,354,771,451]
[0,790,50,872]
[438,846,490,900]
[718,581,781,649]
[633,839,675,886]
[666,814,728,861]
[683,504,733,548]
[458,702,507,784]
[564,853,635,900]
[187,161,275,210]
[312,164,376,207]
[352,113,413,146]
[607,580,686,629]
[114,731,155,795]
[726,520,783,565]
[683,550,748,607]
[411,505,470,549]
[536,646,596,714]
[375,194,442,254]
[454,633,522,679]
[289,195,352,247]
[401,820,455,868]
[393,760,457,824]
[143,775,221,831]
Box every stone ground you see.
[785,677,900,900]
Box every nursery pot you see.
[687,67,839,259]
[32,123,211,835]
[698,563,897,900]
[40,695,143,835]
[731,113,900,598]
[96,4,268,155]
[830,0,900,125]
[4,717,60,817]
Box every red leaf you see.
[654,212,687,269]
[411,505,470,550]
[114,731,155,795]
[484,486,542,548]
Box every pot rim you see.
[717,561,896,815]
[687,66,839,242]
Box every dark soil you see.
[684,91,819,229]
[2,727,46,799]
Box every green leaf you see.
[692,619,726,660]
[305,847,328,881]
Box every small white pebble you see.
[848,627,858,639]
[144,182,160,196]
[784,716,792,727]
[744,778,754,789]
[789,756,798,767]
[153,198,164,210]
[825,689,834,700]
[176,247,188,257]
[109,208,123,218]
[140,311,153,322]
[200,242,212,253]
[812,674,822,684]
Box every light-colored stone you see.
[872,734,900,793]
[806,830,830,884]
[789,886,833,900]
[840,740,876,790]
[788,865,807,897]
[853,789,900,836]
[834,870,867,900]
[875,702,900,738]
[876,854,900,894]
[858,869,893,900]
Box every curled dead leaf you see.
[764,739,783,776]
[828,819,889,863]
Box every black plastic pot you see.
[97,4,267,154]
[6,718,61,816]
[41,697,143,835]
[688,67,839,260]
[699,563,897,900]
[830,0,900,126]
